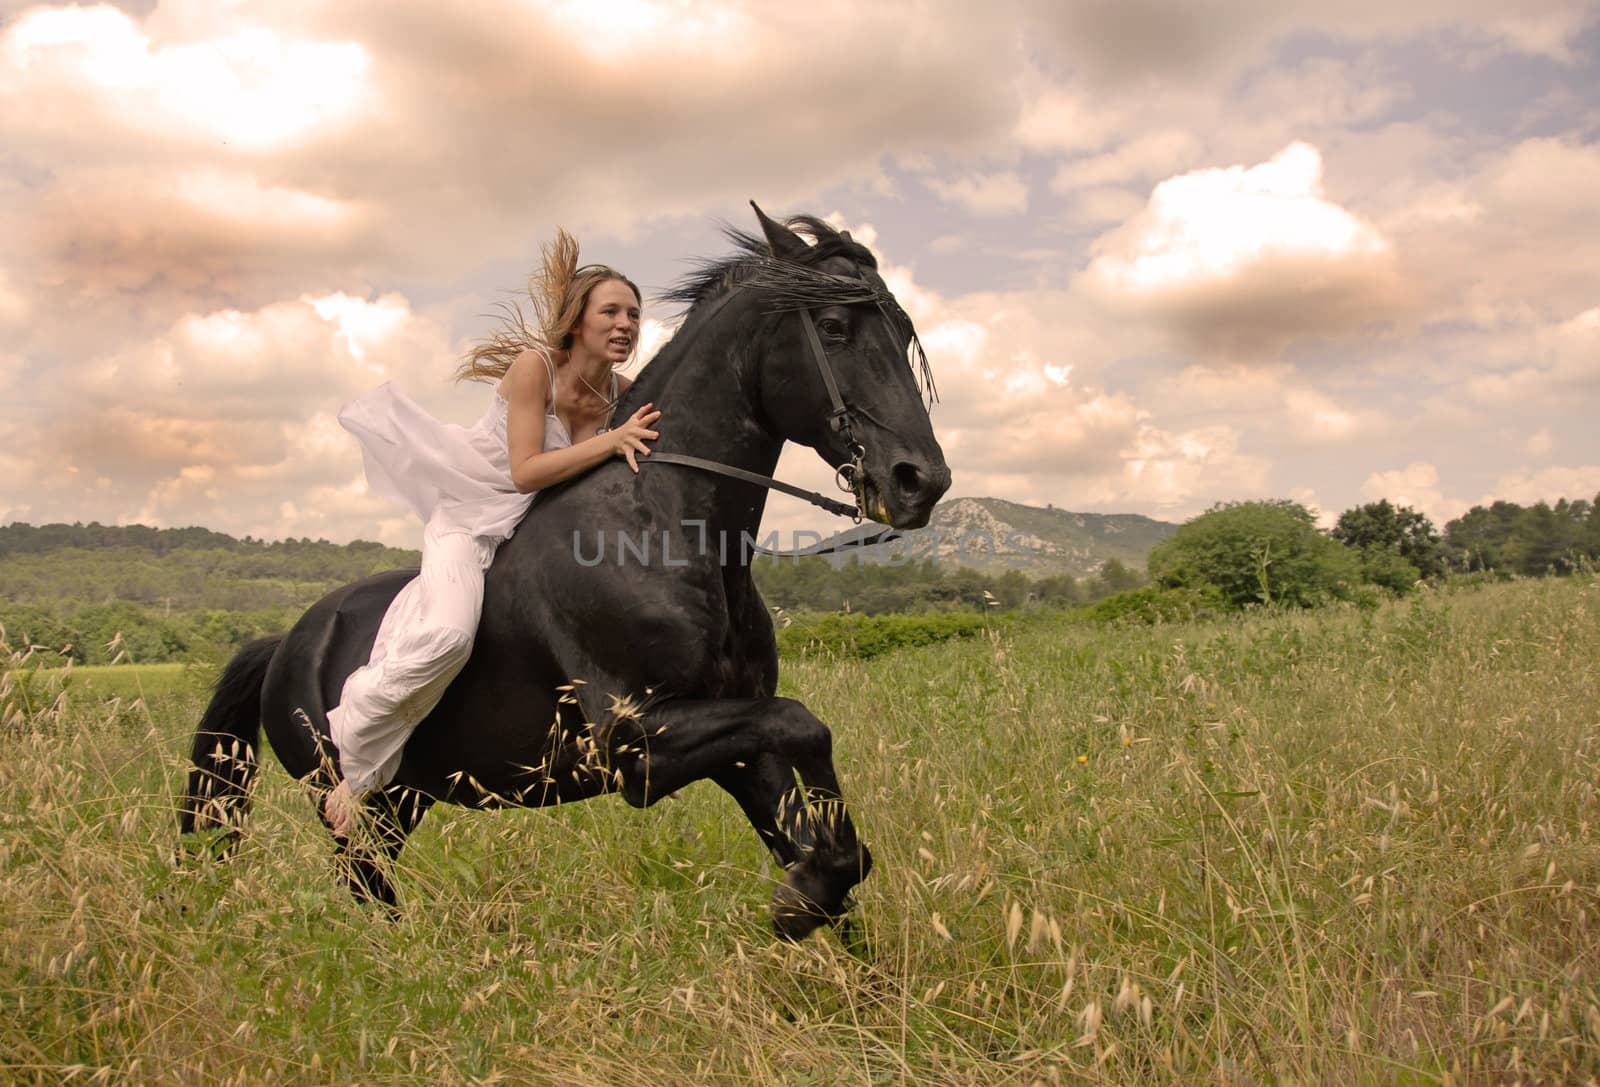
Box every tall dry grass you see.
[2,577,1597,1084]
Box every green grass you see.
[61,662,210,701]
[3,577,1599,1084]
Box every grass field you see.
[54,663,207,701]
[2,577,1598,1084]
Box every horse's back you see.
[260,568,417,779]
[487,481,777,699]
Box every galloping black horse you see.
[179,206,950,939]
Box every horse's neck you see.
[634,307,784,530]
[624,315,780,544]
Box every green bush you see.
[1357,548,1422,594]
[1148,500,1360,609]
[775,610,995,659]
[0,622,73,730]
[0,599,302,665]
[1079,583,1225,625]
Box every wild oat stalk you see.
[2,577,1598,1084]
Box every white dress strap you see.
[541,349,558,415]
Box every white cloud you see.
[1062,187,1147,227]
[1455,304,1600,409]
[1361,462,1462,524]
[1283,387,1361,442]
[1050,129,1199,193]
[1161,364,1292,413]
[8,289,468,544]
[0,0,1028,340]
[1357,460,1600,528]
[1547,308,1600,386]
[755,249,1282,535]
[1484,138,1600,237]
[1081,142,1410,354]
[925,171,1029,216]
[1477,6,1600,62]
[1382,137,1600,328]
[1490,466,1600,508]
[175,171,357,230]
[1014,87,1123,154]
[0,6,374,152]
[303,291,419,368]
[537,0,748,59]
[0,265,26,331]
[1112,424,1270,513]
[1090,143,1385,288]
[1232,57,1404,133]
[1465,367,1543,406]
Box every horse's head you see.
[745,205,951,529]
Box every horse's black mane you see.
[661,216,878,311]
[655,216,937,404]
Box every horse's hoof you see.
[771,853,867,941]
[772,876,837,941]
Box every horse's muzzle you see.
[868,455,951,529]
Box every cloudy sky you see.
[1,0,1596,548]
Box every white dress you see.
[329,361,596,798]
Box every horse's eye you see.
[818,317,847,340]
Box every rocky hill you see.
[864,496,1179,578]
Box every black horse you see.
[179,206,951,939]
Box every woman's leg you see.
[327,522,497,819]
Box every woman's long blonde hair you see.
[456,228,642,383]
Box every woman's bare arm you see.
[503,350,658,494]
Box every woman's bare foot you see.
[324,780,360,838]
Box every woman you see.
[324,230,661,835]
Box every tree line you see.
[0,523,417,664]
[1142,494,1599,612]
[1,494,1595,664]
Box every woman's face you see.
[571,279,641,366]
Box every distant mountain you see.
[864,497,1180,578]
[1,501,1181,585]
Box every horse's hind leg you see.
[321,785,434,909]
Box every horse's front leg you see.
[606,696,872,940]
[713,754,815,869]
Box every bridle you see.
[644,268,897,525]
[795,303,871,514]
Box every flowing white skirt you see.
[329,383,552,797]
[338,382,536,541]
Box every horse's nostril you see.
[893,461,924,494]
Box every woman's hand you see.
[611,403,661,472]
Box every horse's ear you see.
[751,201,809,261]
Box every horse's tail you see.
[178,634,282,836]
